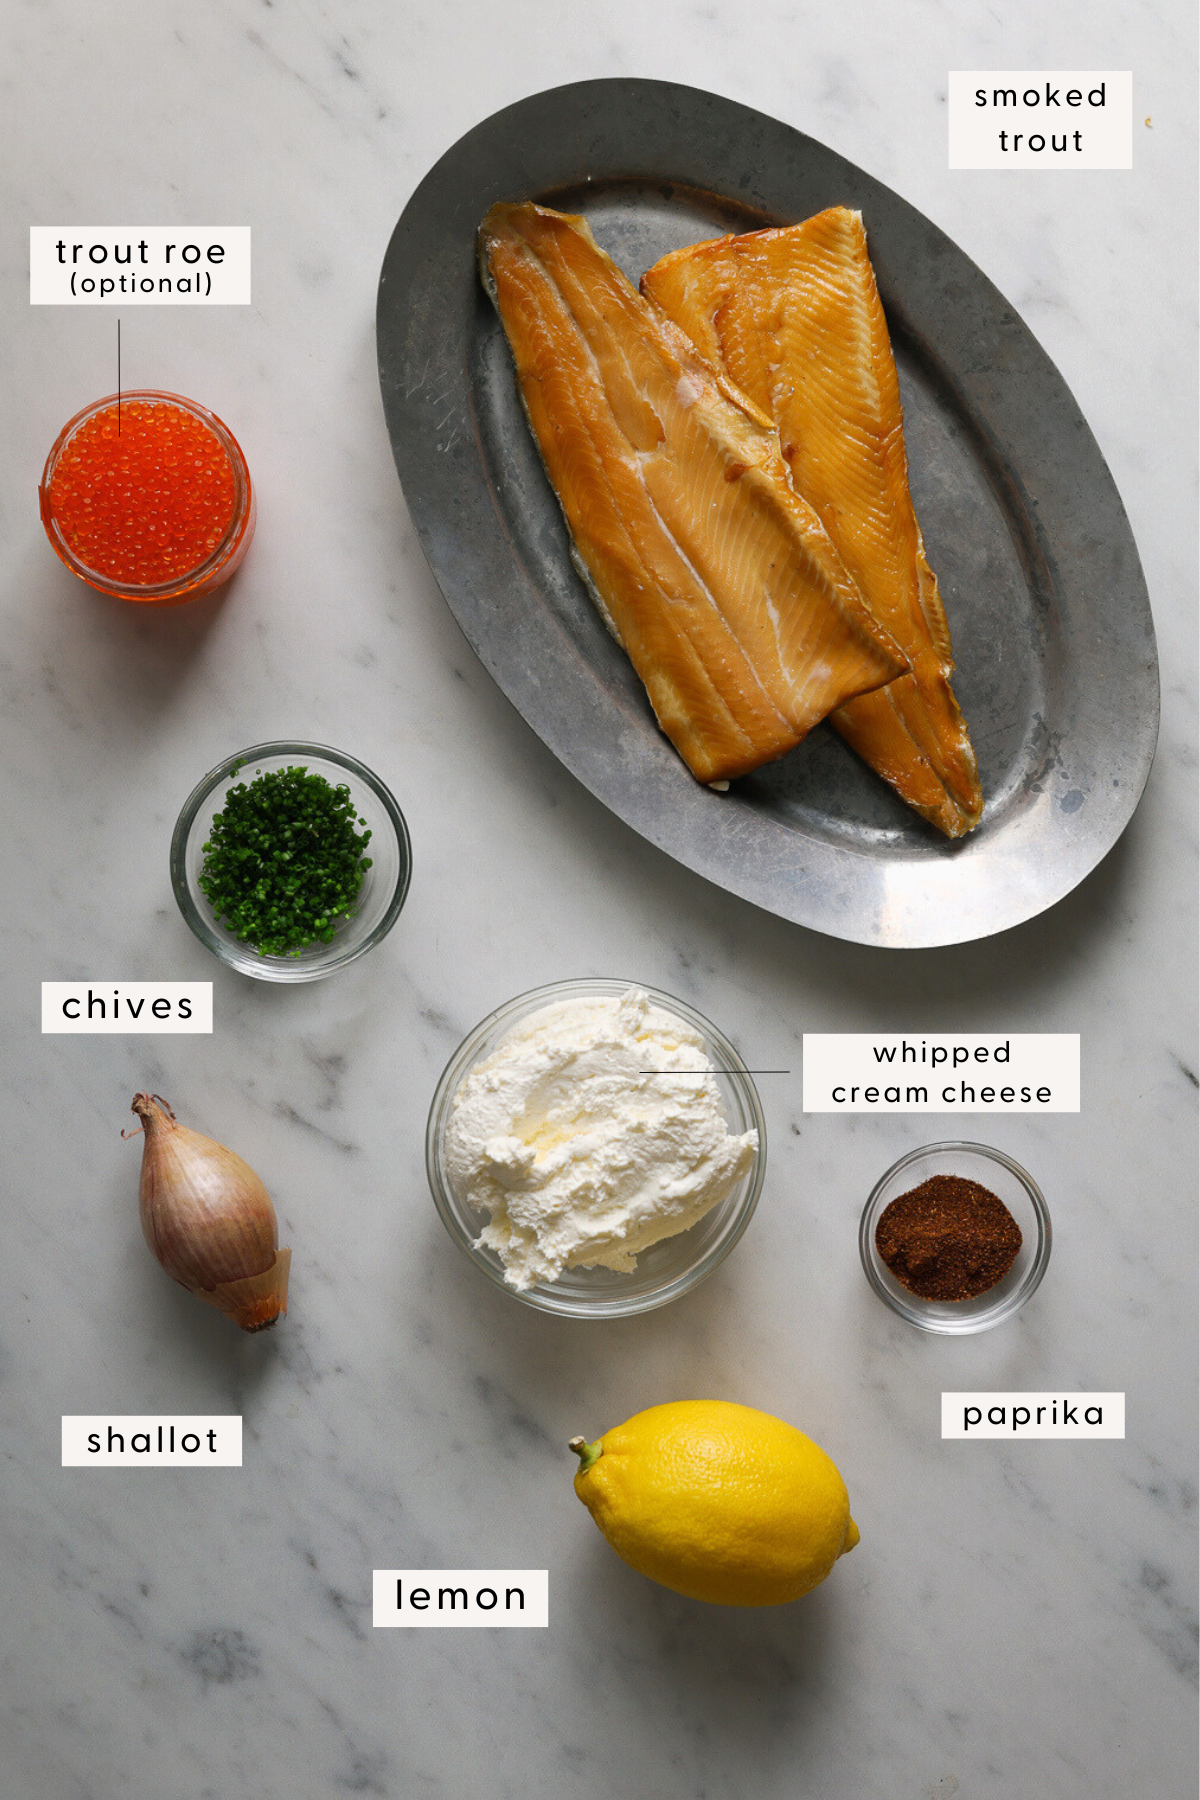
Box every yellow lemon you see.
[570,1399,859,1607]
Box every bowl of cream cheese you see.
[426,980,767,1317]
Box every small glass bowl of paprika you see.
[171,742,412,983]
[39,390,255,604]
[860,1142,1051,1334]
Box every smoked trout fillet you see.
[478,202,908,786]
[643,207,983,835]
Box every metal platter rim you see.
[377,78,1159,949]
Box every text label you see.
[62,1415,243,1466]
[41,982,213,1034]
[372,1570,549,1628]
[802,1034,1079,1112]
[948,71,1133,169]
[941,1393,1125,1439]
[30,227,251,304]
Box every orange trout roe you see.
[41,391,254,601]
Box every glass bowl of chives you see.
[171,742,412,982]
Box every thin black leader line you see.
[117,319,121,436]
[639,1069,791,1075]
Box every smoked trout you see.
[643,207,983,834]
[479,201,908,786]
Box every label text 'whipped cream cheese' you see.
[802,1034,1078,1112]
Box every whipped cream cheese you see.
[444,987,758,1290]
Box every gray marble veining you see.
[3,3,1196,1797]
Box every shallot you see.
[128,1093,290,1331]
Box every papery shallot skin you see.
[643,208,983,836]
[478,201,908,786]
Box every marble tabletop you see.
[4,3,1196,1797]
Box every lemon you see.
[569,1399,859,1607]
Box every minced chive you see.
[199,763,373,956]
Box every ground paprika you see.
[875,1174,1022,1301]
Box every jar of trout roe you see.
[39,390,255,604]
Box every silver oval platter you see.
[377,79,1158,949]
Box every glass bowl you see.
[171,741,411,982]
[40,390,255,604]
[860,1141,1051,1335]
[426,979,767,1318]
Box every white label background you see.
[30,227,251,303]
[802,1034,1079,1112]
[62,1416,243,1466]
[373,1570,549,1628]
[941,1394,1125,1439]
[41,982,213,1033]
[948,72,1133,169]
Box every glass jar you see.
[39,389,255,604]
